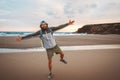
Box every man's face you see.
[40,23,48,29]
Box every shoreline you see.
[0,44,120,53]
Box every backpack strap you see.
[48,28,53,34]
[39,30,43,38]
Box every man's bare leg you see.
[60,52,67,64]
[48,59,53,78]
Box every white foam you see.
[0,44,120,53]
[0,32,90,36]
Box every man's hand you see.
[68,20,75,25]
[16,36,22,41]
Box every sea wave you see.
[0,44,120,53]
[0,32,90,36]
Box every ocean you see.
[0,31,89,36]
[0,31,94,53]
[0,32,120,53]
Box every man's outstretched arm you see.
[16,30,40,41]
[50,20,75,31]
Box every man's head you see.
[40,21,48,30]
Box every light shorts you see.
[46,45,62,59]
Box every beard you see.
[41,26,48,31]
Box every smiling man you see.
[16,20,75,79]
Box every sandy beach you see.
[0,35,120,80]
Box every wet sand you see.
[0,34,120,48]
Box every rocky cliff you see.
[76,23,120,34]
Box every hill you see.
[76,23,120,34]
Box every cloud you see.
[0,0,120,31]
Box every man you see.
[16,20,74,78]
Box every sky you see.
[0,0,120,32]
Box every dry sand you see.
[0,35,120,80]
